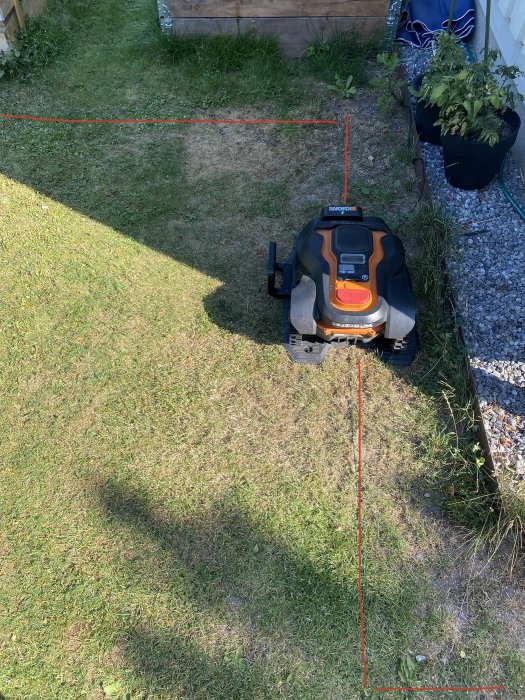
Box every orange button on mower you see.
[335,288,371,305]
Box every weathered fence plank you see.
[163,0,389,56]
[171,0,389,19]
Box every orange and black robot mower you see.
[268,205,419,365]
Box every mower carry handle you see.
[268,242,292,298]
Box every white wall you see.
[473,0,525,176]
[0,6,10,53]
[0,29,9,53]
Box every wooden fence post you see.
[12,0,26,30]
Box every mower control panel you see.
[337,254,369,282]
[331,222,373,283]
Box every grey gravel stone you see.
[401,44,525,483]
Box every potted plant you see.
[429,50,522,189]
[412,31,467,145]
[413,0,523,189]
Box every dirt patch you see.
[183,93,418,253]
[186,123,284,182]
[65,620,91,664]
[99,644,127,666]
[185,107,342,211]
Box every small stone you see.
[415,552,424,562]
[415,655,427,663]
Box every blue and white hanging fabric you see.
[397,0,476,47]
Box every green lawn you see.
[1,1,524,698]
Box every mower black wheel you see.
[376,327,420,367]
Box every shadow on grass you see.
[0,116,322,346]
[94,478,425,697]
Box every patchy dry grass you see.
[1,0,525,699]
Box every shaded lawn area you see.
[1,0,525,698]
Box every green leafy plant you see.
[398,654,417,685]
[304,38,329,57]
[411,32,466,103]
[410,32,466,127]
[413,26,523,146]
[282,660,309,689]
[223,645,249,670]
[328,73,357,98]
[372,51,404,116]
[100,679,124,697]
[0,15,65,80]
[426,49,522,145]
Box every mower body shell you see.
[268,207,418,365]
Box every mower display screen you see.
[340,254,366,265]
[337,252,369,282]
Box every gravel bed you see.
[401,45,525,481]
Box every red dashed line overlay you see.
[0,113,337,125]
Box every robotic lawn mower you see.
[268,205,419,366]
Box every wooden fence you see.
[0,0,47,51]
[160,0,390,56]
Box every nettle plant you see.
[417,36,523,146]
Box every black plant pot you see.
[413,74,441,145]
[441,109,521,190]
